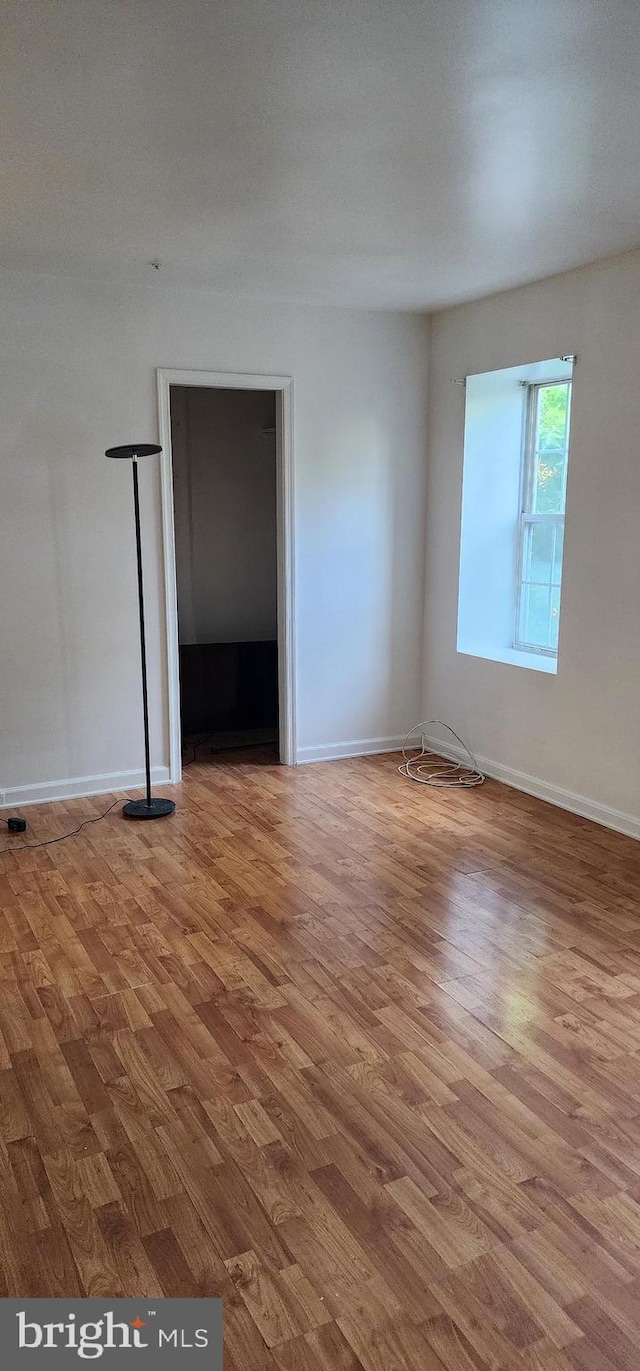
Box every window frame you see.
[514,377,572,658]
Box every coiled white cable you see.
[398,721,485,788]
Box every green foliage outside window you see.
[534,383,570,514]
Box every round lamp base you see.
[122,798,176,820]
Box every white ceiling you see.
[2,0,640,310]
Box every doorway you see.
[157,369,295,780]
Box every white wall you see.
[424,249,640,833]
[458,365,527,665]
[171,386,277,645]
[0,270,429,801]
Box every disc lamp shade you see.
[105,444,175,819]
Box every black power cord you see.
[0,797,121,855]
[182,733,220,767]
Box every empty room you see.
[1,2,640,1368]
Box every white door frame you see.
[157,367,296,780]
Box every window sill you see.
[457,643,557,675]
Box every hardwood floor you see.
[2,749,640,1369]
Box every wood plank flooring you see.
[1,749,640,1369]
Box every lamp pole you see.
[105,443,176,819]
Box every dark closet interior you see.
[170,386,278,762]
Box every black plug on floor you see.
[7,817,26,833]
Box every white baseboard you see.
[422,733,640,842]
[5,744,637,845]
[296,735,407,765]
[0,766,172,810]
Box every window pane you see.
[521,584,551,649]
[533,455,565,514]
[550,586,561,650]
[532,382,570,515]
[523,521,554,585]
[538,383,569,450]
[552,524,564,586]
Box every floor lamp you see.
[106,443,176,819]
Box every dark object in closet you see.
[179,641,278,737]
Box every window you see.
[457,355,574,675]
[515,379,571,655]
